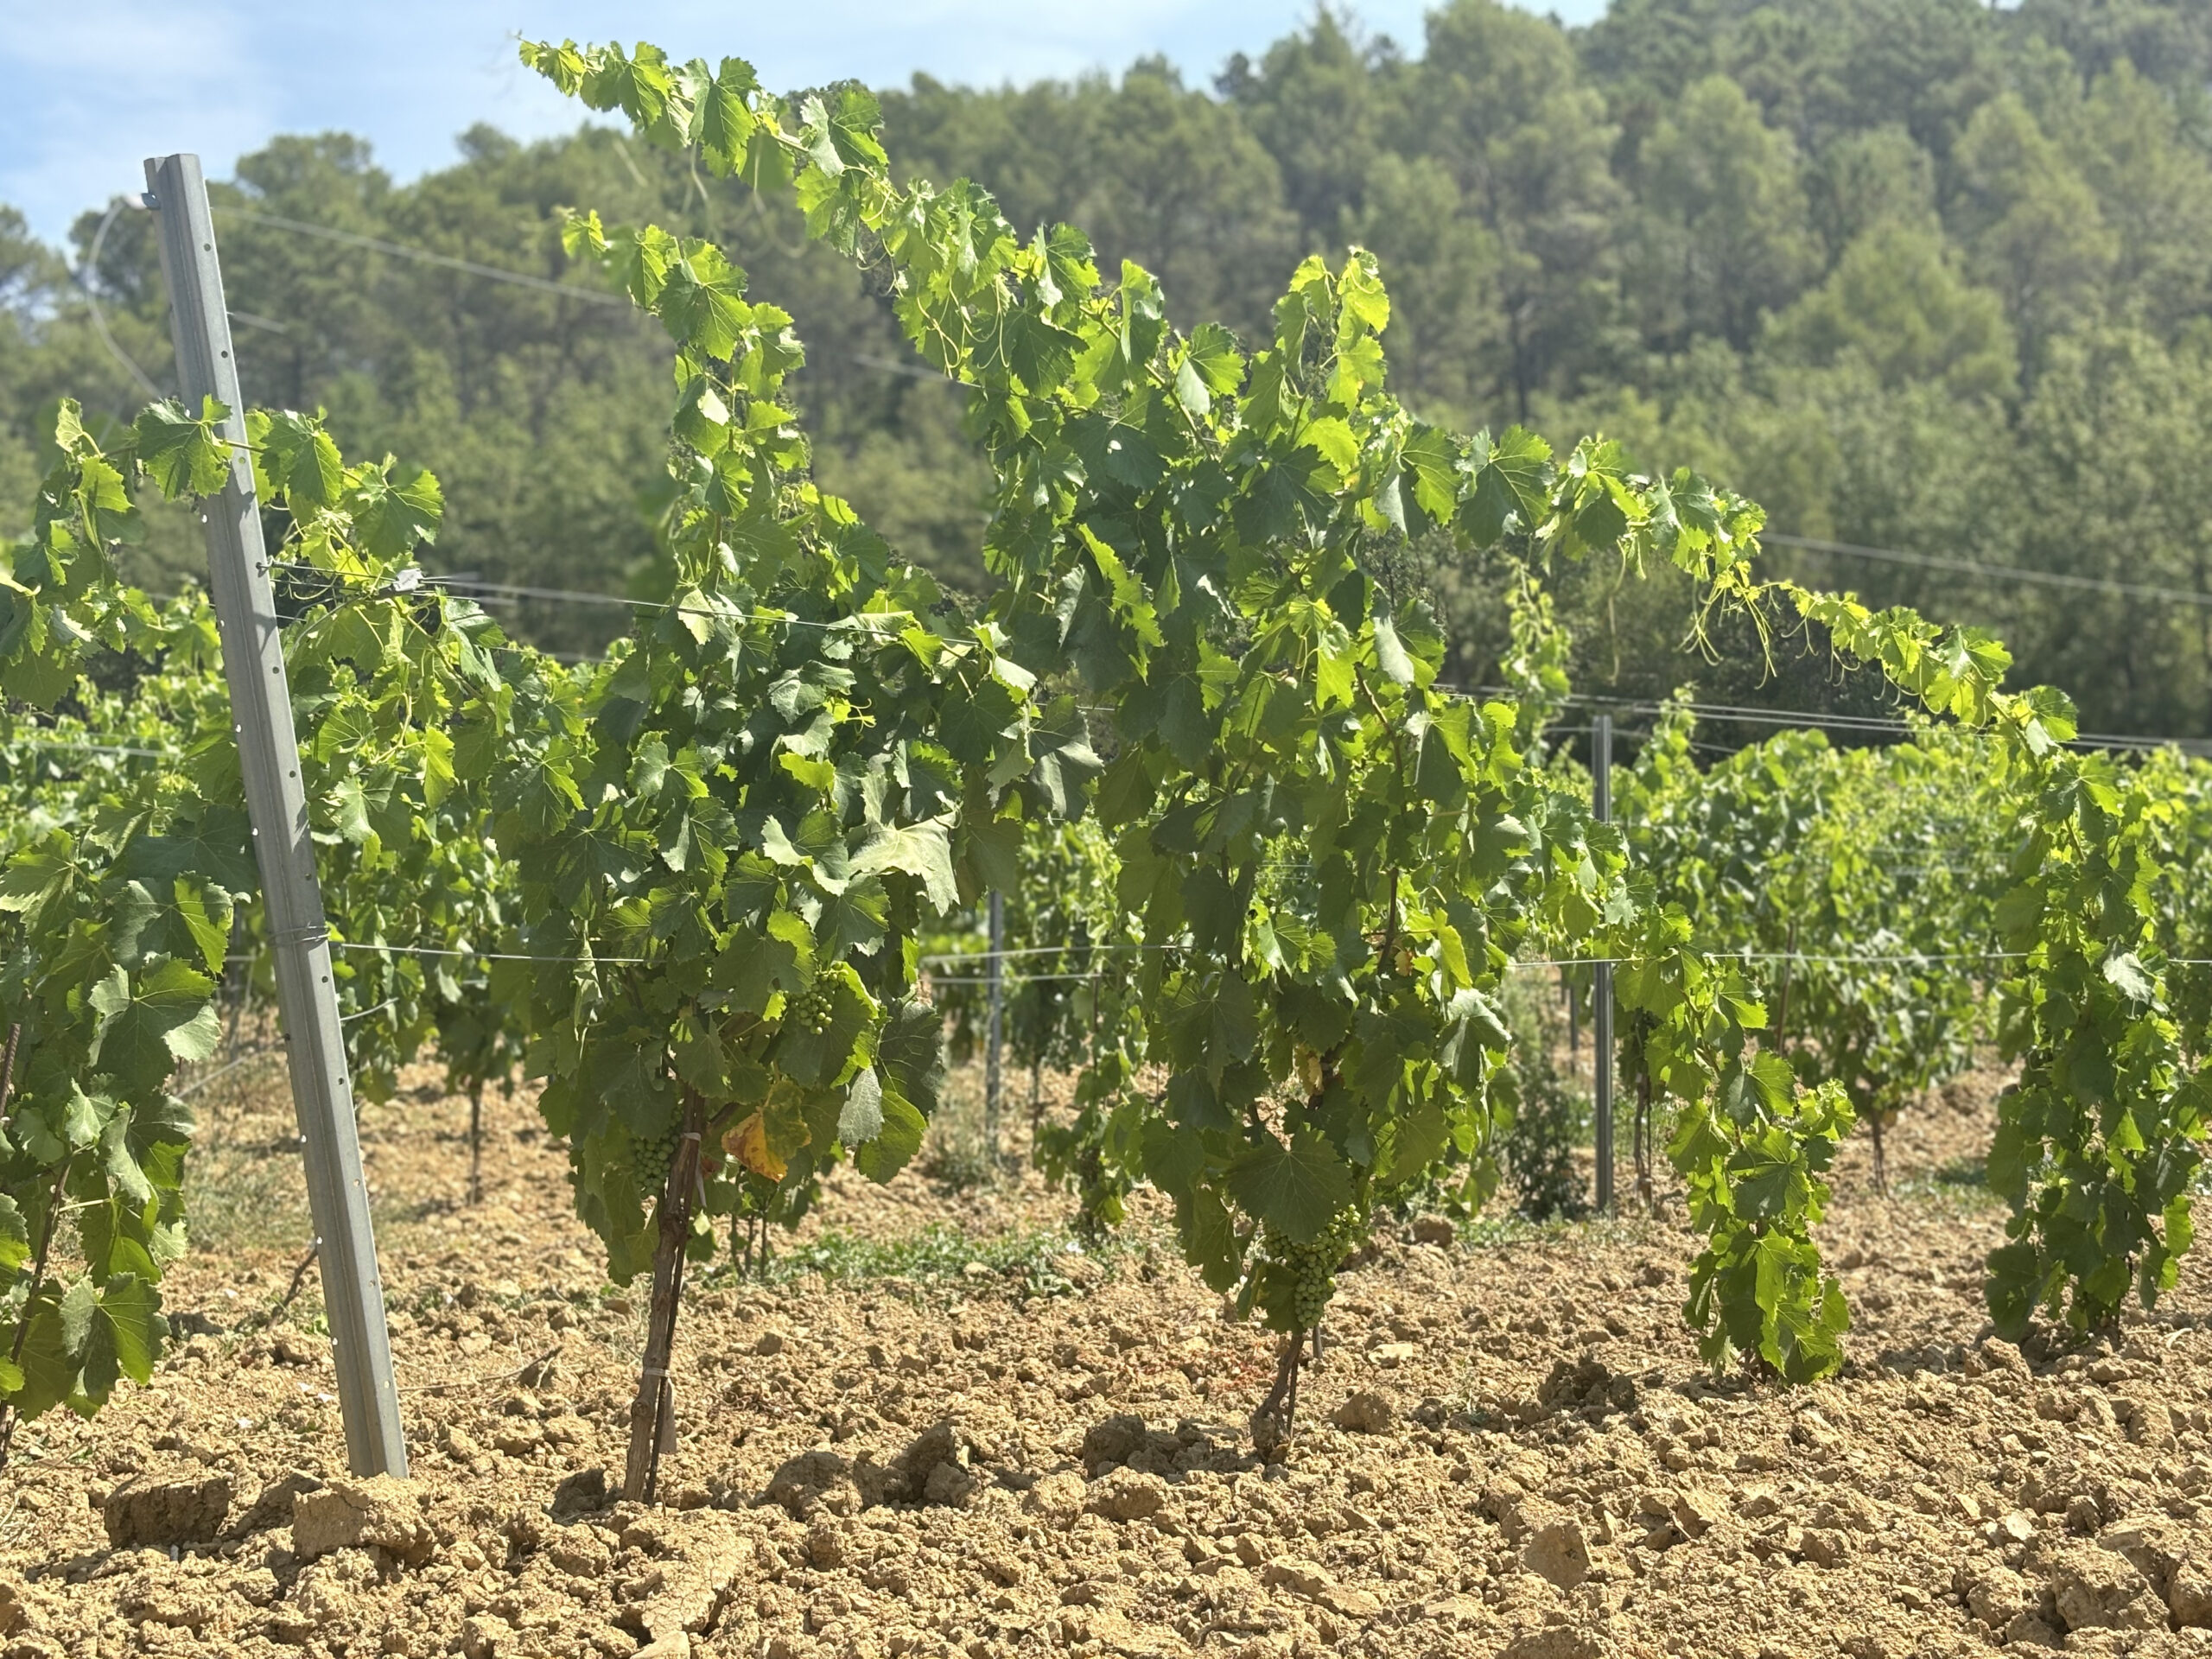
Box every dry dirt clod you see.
[1497,1628,1608,1659]
[100,1469,231,1548]
[1669,1487,1726,1540]
[550,1465,610,1517]
[1331,1389,1395,1434]
[1523,1515,1592,1591]
[1738,1486,1782,1520]
[226,1470,324,1540]
[1799,1527,1851,1568]
[2046,1544,2164,1633]
[1087,1466,1168,1522]
[1967,1564,2035,1631]
[290,1473,437,1564]
[1991,1509,2038,1548]
[1082,1410,1148,1469]
[1260,1554,1383,1618]
[1023,1469,1088,1529]
[897,1417,982,1506]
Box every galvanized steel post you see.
[145,153,408,1477]
[1592,713,1615,1217]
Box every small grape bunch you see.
[785,982,835,1036]
[634,1117,684,1192]
[1258,1210,1360,1332]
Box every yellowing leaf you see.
[723,1110,787,1180]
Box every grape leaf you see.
[1224,1132,1351,1244]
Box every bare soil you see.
[8,1060,2212,1659]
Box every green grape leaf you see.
[1462,426,1550,546]
[2104,953,2155,1006]
[350,464,443,557]
[772,971,872,1087]
[10,1295,76,1420]
[1206,974,1259,1078]
[877,1001,947,1122]
[1727,1129,1808,1223]
[173,879,231,975]
[1174,355,1212,418]
[1186,321,1244,396]
[1401,424,1460,524]
[78,1274,164,1400]
[670,1012,729,1096]
[330,778,374,844]
[850,817,958,913]
[0,1196,28,1274]
[0,836,81,918]
[1370,594,1414,686]
[125,1095,194,1192]
[259,410,345,513]
[854,1093,925,1183]
[89,962,220,1094]
[105,880,163,966]
[1986,1240,2050,1339]
[99,1109,155,1209]
[657,241,751,359]
[699,58,760,171]
[1224,1132,1351,1244]
[838,1067,884,1145]
[132,398,232,499]
[1174,1186,1243,1294]
[1140,1116,1208,1198]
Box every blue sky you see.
[2,1,1603,249]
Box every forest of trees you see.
[7,0,2212,737]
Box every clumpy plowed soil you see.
[9,1061,2212,1659]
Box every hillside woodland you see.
[7,0,2212,733]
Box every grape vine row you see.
[0,33,2203,1491]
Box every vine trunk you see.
[624,1091,706,1503]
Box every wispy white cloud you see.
[2,0,1600,248]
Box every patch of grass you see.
[918,1131,997,1194]
[709,1220,1139,1298]
[1891,1159,2005,1212]
[915,1062,1015,1192]
[1456,1211,1659,1251]
[172,1059,319,1257]
[189,1138,314,1256]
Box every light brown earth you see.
[7,1058,2212,1659]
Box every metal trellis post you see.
[1592,713,1615,1217]
[145,154,408,1478]
[984,890,1005,1162]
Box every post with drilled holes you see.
[145,154,408,1477]
[984,889,1005,1161]
[1592,714,1615,1216]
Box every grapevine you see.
[522,39,1802,1435]
[0,396,490,1444]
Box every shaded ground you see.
[7,1060,2212,1659]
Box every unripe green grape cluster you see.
[1260,1211,1359,1332]
[633,1118,684,1193]
[786,984,834,1035]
